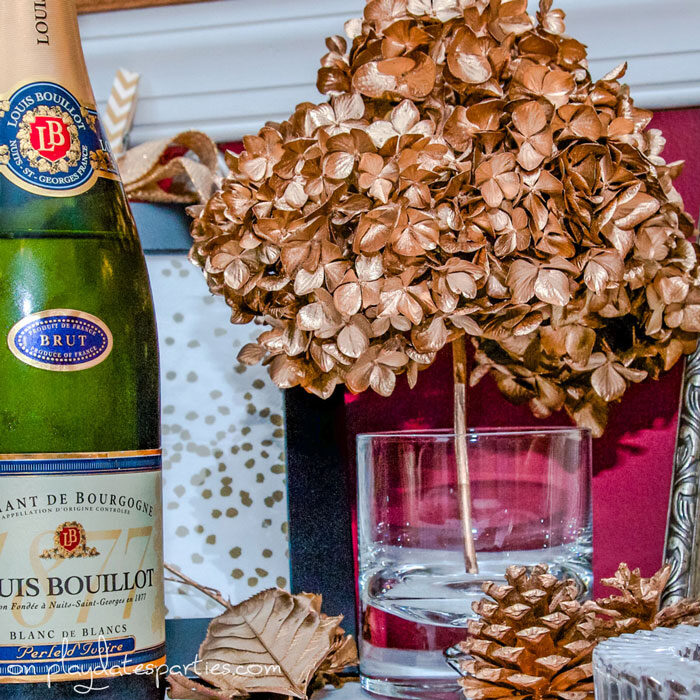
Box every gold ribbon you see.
[118,130,221,204]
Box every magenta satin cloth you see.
[344,107,700,595]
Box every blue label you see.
[0,637,136,662]
[0,641,166,680]
[8,310,113,372]
[0,82,117,195]
[0,451,162,476]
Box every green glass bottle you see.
[0,1,165,697]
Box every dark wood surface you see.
[77,0,216,13]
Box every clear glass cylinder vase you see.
[357,427,592,699]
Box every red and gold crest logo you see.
[29,115,71,161]
[58,523,82,553]
[40,521,100,559]
[17,105,81,174]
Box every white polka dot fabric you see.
[146,255,289,619]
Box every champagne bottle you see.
[0,1,165,697]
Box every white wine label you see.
[7,309,113,372]
[0,450,166,684]
[0,81,119,197]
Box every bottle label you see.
[0,81,119,197]
[7,309,113,372]
[0,450,165,685]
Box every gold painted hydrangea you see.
[190,0,699,435]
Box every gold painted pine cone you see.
[458,564,596,700]
[190,0,699,436]
[458,563,700,700]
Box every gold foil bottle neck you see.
[0,0,119,196]
[0,0,95,106]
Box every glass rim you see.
[357,426,590,441]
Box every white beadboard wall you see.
[79,0,700,144]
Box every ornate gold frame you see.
[664,347,700,604]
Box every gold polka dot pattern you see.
[147,255,289,620]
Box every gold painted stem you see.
[452,335,478,575]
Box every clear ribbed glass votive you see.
[357,427,592,699]
[593,626,700,699]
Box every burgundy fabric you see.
[651,109,700,220]
[345,347,684,597]
[219,141,244,154]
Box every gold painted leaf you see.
[317,67,351,97]
[164,569,357,700]
[602,62,628,82]
[382,20,431,57]
[284,180,309,208]
[475,152,520,207]
[411,317,448,353]
[391,98,421,133]
[512,101,547,137]
[346,357,374,394]
[591,362,627,402]
[407,0,463,21]
[323,152,356,180]
[513,310,544,336]
[352,54,436,99]
[534,268,570,306]
[565,326,596,365]
[333,92,365,122]
[366,121,398,148]
[391,208,439,256]
[269,355,307,388]
[238,343,266,366]
[168,673,245,699]
[681,306,700,332]
[195,589,342,698]
[656,275,689,305]
[615,193,661,229]
[507,259,539,304]
[295,266,325,296]
[518,64,574,108]
[370,363,397,395]
[297,302,326,331]
[338,323,370,358]
[450,52,491,84]
[635,225,671,261]
[583,250,624,294]
[356,254,384,282]
[450,313,482,336]
[365,0,408,27]
[379,349,411,368]
[334,278,363,315]
[573,395,609,438]
[354,206,402,254]
[539,3,566,34]
[222,259,251,291]
[447,27,492,84]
